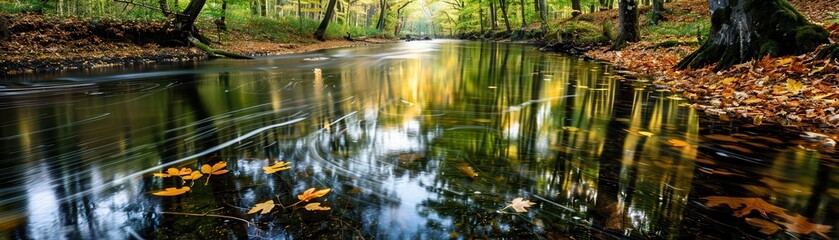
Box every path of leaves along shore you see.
[587,24,839,132]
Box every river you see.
[0,40,836,239]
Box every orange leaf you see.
[455,163,478,178]
[667,139,689,147]
[703,196,787,218]
[297,188,331,202]
[263,161,292,174]
[152,187,191,196]
[247,200,275,214]
[201,162,229,175]
[304,203,331,211]
[775,214,833,239]
[181,171,203,180]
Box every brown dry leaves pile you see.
[657,51,839,128]
[586,12,839,132]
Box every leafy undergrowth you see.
[582,0,839,133]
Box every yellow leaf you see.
[722,77,738,85]
[742,96,764,104]
[776,57,794,66]
[786,79,803,94]
[638,131,654,137]
[201,162,229,175]
[263,161,292,174]
[167,168,180,176]
[753,115,763,126]
[304,202,331,211]
[152,187,190,196]
[298,188,331,202]
[667,139,689,147]
[562,126,579,132]
[247,200,275,214]
[744,218,780,235]
[182,171,203,180]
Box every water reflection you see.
[0,40,836,239]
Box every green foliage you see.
[0,0,45,13]
[829,12,839,24]
[552,20,607,44]
[641,17,708,42]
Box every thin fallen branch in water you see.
[162,211,255,226]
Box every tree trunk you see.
[490,0,498,30]
[479,0,485,33]
[519,0,526,28]
[650,0,663,25]
[375,0,386,31]
[571,0,581,17]
[536,0,547,28]
[612,0,639,50]
[499,0,511,31]
[314,0,337,41]
[676,0,829,71]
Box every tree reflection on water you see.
[0,40,836,239]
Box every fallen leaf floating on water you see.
[263,161,291,174]
[745,217,780,235]
[775,214,832,239]
[702,196,786,217]
[201,161,230,185]
[201,161,230,175]
[455,163,478,178]
[304,203,331,211]
[247,200,275,214]
[154,167,192,177]
[667,139,689,147]
[298,188,331,202]
[508,197,536,213]
[152,187,190,196]
[181,171,203,181]
[638,131,654,137]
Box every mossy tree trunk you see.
[676,0,828,71]
[314,0,337,41]
[612,0,639,50]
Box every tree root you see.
[815,43,839,60]
[188,36,253,59]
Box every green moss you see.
[758,40,780,57]
[794,25,830,52]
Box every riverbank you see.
[0,13,393,75]
[555,0,839,133]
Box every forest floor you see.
[576,0,839,133]
[0,13,392,75]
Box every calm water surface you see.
[1,40,837,239]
